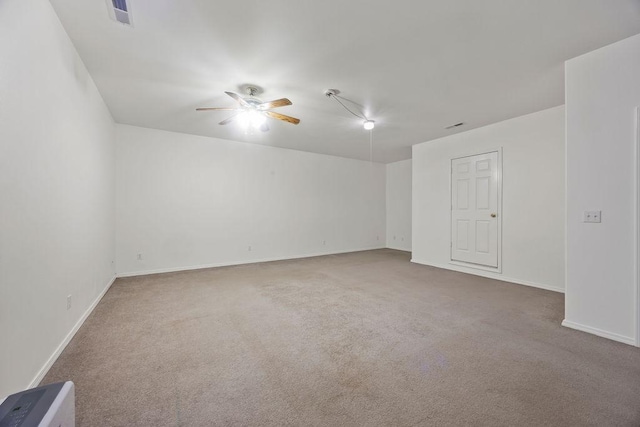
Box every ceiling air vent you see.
[445,122,464,130]
[107,0,133,26]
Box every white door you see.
[451,151,500,268]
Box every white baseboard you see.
[385,244,412,252]
[28,275,117,389]
[562,319,637,346]
[117,246,386,278]
[410,259,565,294]
[386,246,411,254]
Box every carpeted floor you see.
[42,249,640,426]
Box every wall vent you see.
[107,0,133,26]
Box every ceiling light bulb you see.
[363,120,375,130]
[237,111,250,128]
[248,110,266,127]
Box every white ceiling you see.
[49,0,640,163]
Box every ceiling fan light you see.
[236,111,250,128]
[248,110,266,127]
[363,120,375,130]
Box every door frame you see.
[449,148,503,273]
[635,107,640,347]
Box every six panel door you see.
[451,151,499,268]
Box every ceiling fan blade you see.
[258,98,292,110]
[196,107,240,111]
[265,111,300,125]
[225,91,250,108]
[219,114,239,125]
[259,122,270,132]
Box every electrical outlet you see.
[248,246,252,252]
[583,211,602,223]
[137,253,143,260]
[323,240,326,245]
[376,235,379,241]
[67,295,72,310]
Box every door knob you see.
[491,213,497,218]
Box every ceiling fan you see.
[196,86,300,132]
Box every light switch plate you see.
[583,210,601,223]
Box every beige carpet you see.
[42,249,640,426]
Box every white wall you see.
[564,33,640,345]
[386,160,412,251]
[0,0,116,397]
[115,125,386,275]
[412,106,565,292]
